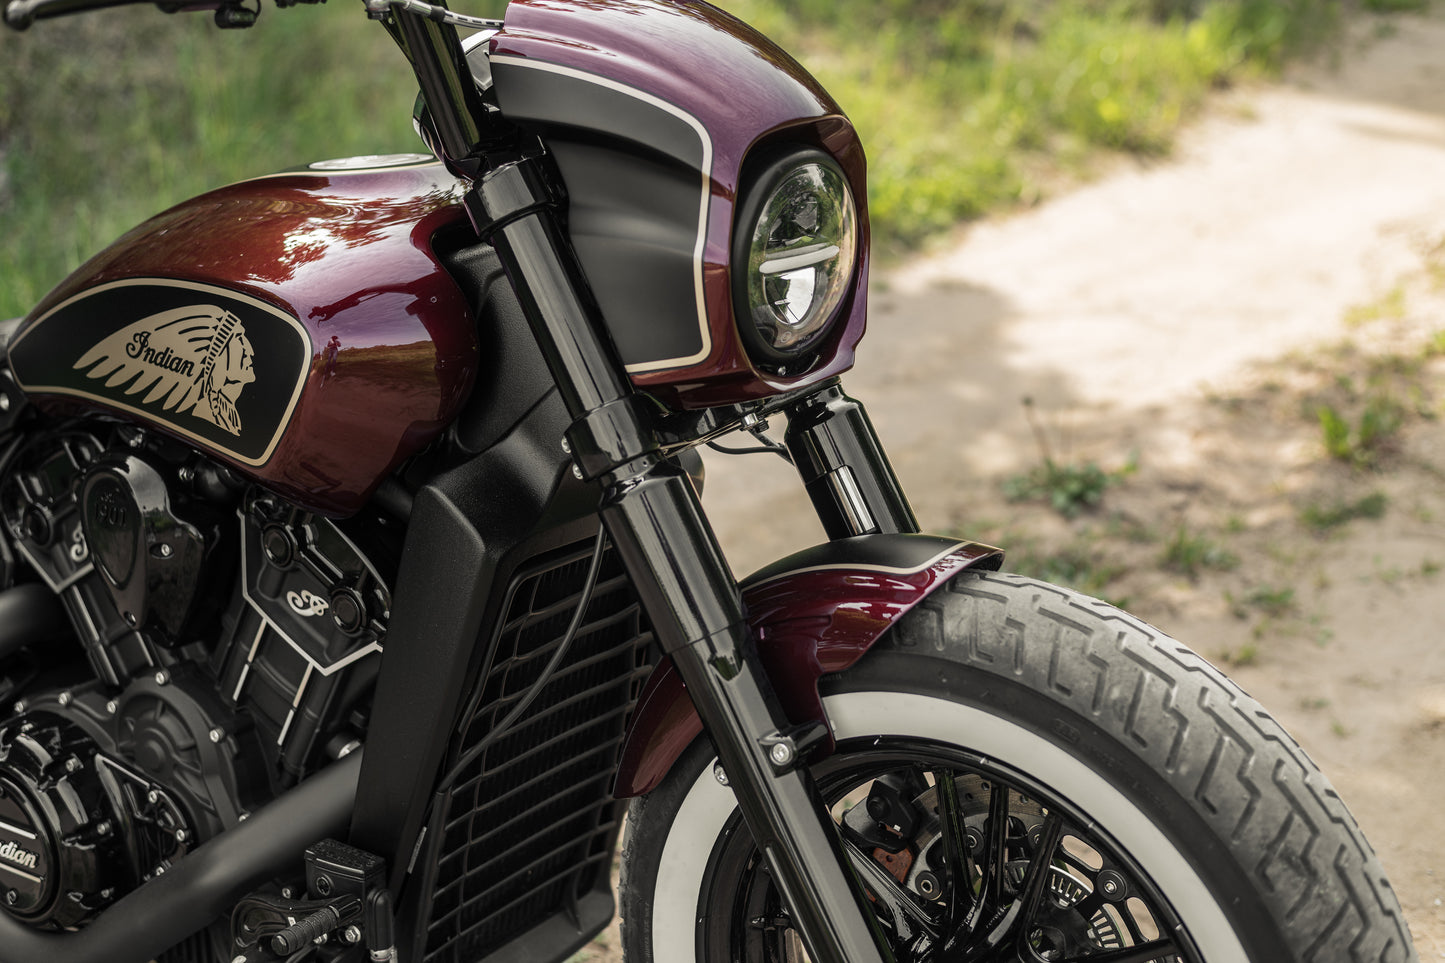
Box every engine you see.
[0,423,395,934]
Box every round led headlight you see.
[733,151,858,369]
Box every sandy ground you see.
[685,9,1445,961]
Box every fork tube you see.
[783,383,918,540]
[466,152,891,963]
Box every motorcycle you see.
[0,0,1420,961]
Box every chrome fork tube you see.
[782,382,919,539]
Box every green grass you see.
[1002,458,1127,518]
[1161,524,1238,578]
[1317,396,1405,466]
[1300,490,1389,531]
[2,0,1345,318]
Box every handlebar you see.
[4,0,152,30]
[3,0,319,30]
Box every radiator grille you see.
[422,539,655,962]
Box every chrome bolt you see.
[0,396,11,413]
[740,411,767,432]
[154,670,169,686]
[175,828,189,843]
[713,763,729,787]
[571,464,584,480]
[209,727,225,744]
[560,438,571,454]
[916,871,941,899]
[147,790,160,805]
[5,890,16,905]
[56,691,71,707]
[177,466,195,483]
[238,811,250,822]
[95,821,112,836]
[343,926,362,945]
[105,700,118,715]
[233,956,248,963]
[12,701,23,715]
[64,757,82,773]
[156,543,173,558]
[769,742,794,767]
[281,887,293,899]
[153,864,166,876]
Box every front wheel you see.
[620,572,1415,962]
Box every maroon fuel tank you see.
[7,157,478,517]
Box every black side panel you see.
[489,60,709,371]
[348,387,593,879]
[437,236,555,455]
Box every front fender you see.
[614,533,1002,798]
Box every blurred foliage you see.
[0,0,1352,317]
[716,0,1342,250]
[0,2,500,316]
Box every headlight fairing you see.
[732,150,859,371]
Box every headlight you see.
[733,150,858,370]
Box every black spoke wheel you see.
[620,572,1415,963]
[711,740,1189,963]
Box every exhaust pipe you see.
[0,749,361,963]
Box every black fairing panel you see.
[487,59,710,372]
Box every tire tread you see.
[890,571,1414,963]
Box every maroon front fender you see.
[614,534,1003,798]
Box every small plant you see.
[1006,542,1125,598]
[1161,526,1237,579]
[1220,643,1259,667]
[1317,396,1404,467]
[1228,584,1296,619]
[1300,491,1388,532]
[1003,461,1120,518]
[1002,398,1136,518]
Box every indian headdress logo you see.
[72,305,257,436]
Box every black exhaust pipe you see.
[0,749,361,963]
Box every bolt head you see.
[343,925,362,945]
[56,691,71,707]
[64,757,82,773]
[0,395,11,413]
[560,437,571,454]
[12,702,23,715]
[105,700,117,714]
[571,464,584,480]
[769,742,794,767]
[154,670,169,685]
[712,763,729,787]
[175,828,188,843]
[209,727,224,743]
[5,890,16,905]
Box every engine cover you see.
[0,713,131,927]
[80,453,208,643]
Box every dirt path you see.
[692,9,1445,957]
